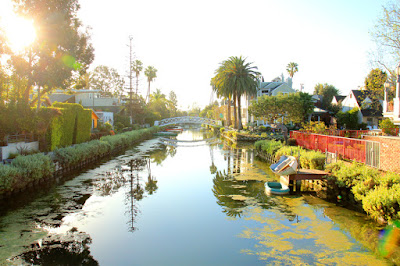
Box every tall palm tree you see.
[144,66,157,103]
[286,62,299,79]
[211,65,233,127]
[132,60,143,95]
[212,56,259,129]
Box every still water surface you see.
[0,129,393,265]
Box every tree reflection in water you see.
[17,228,98,265]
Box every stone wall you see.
[363,135,400,173]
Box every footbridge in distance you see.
[154,116,222,127]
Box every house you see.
[48,90,122,113]
[383,82,400,125]
[331,95,346,106]
[91,110,99,129]
[341,90,382,129]
[242,76,297,126]
[96,111,114,126]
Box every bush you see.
[379,118,398,136]
[326,161,400,223]
[254,140,283,155]
[11,153,54,181]
[0,164,23,191]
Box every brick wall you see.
[363,135,400,173]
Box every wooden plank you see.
[288,169,329,181]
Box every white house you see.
[341,90,382,129]
[96,111,114,126]
[242,76,296,126]
[49,90,122,113]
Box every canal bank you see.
[0,129,397,265]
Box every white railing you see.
[154,116,222,127]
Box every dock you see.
[280,169,329,193]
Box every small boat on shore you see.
[165,126,183,132]
[270,155,298,176]
[265,182,290,195]
[154,131,178,137]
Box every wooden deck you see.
[288,169,328,181]
[280,169,329,193]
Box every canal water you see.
[0,129,396,265]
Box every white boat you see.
[270,155,298,176]
[265,182,290,195]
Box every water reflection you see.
[16,229,98,265]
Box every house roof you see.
[333,95,345,102]
[351,90,382,117]
[259,82,284,91]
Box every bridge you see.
[154,116,222,127]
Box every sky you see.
[0,0,390,109]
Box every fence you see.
[290,131,380,167]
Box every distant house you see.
[242,77,297,126]
[48,90,122,113]
[341,90,382,129]
[96,111,114,126]
[331,95,345,106]
[91,110,99,129]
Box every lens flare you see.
[378,220,400,258]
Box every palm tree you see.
[211,75,232,127]
[132,60,143,95]
[286,62,299,79]
[144,66,157,103]
[212,56,259,129]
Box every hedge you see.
[49,103,92,150]
[0,127,159,195]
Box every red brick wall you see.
[363,135,400,173]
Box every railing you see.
[4,133,36,145]
[155,116,222,127]
[290,131,380,167]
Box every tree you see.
[364,68,391,111]
[132,60,143,95]
[144,66,157,103]
[249,92,313,124]
[168,91,178,116]
[313,83,340,110]
[371,2,400,76]
[336,108,359,129]
[89,65,125,97]
[211,56,260,129]
[11,0,94,108]
[286,62,299,79]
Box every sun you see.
[3,16,36,53]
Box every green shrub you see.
[11,153,54,181]
[0,165,23,191]
[254,140,283,155]
[362,184,400,222]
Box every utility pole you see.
[127,36,134,123]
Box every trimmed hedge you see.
[49,103,92,150]
[0,127,159,195]
[0,153,53,193]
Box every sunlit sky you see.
[0,0,390,109]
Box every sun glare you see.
[4,16,36,53]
